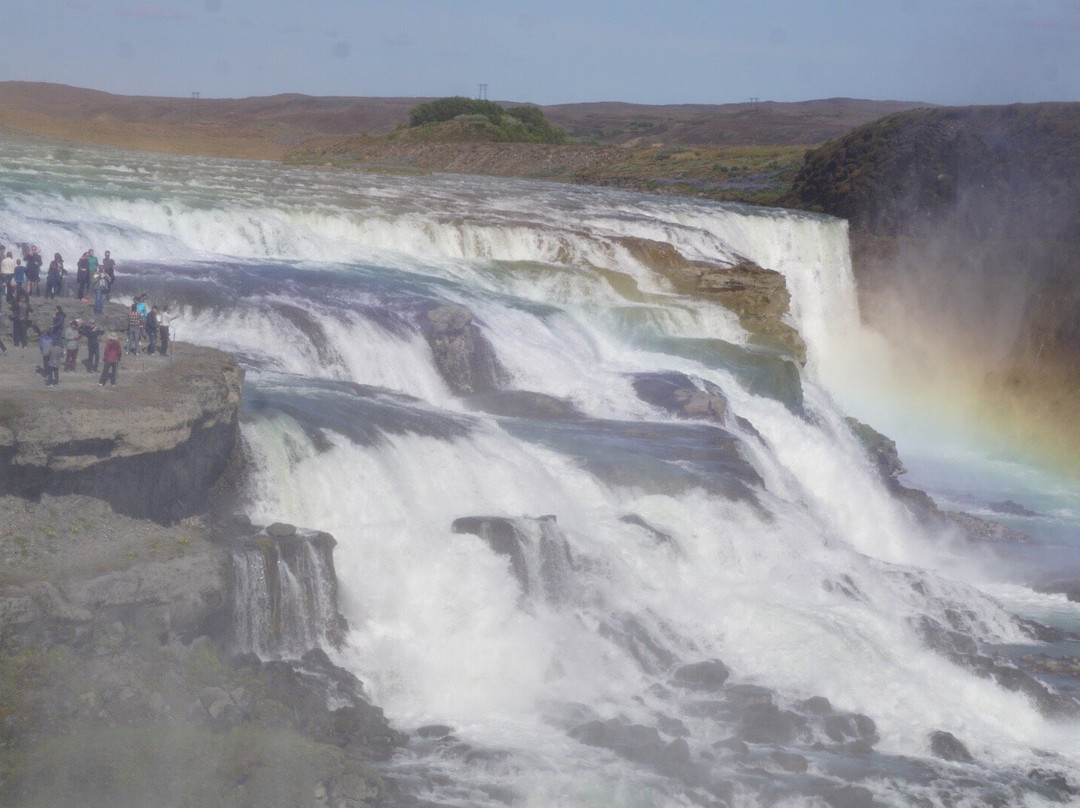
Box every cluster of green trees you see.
[407,96,566,144]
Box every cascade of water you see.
[228,531,341,659]
[4,140,1079,806]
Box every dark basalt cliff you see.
[785,103,1080,470]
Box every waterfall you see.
[4,138,1079,807]
[228,526,344,659]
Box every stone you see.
[737,702,804,745]
[670,659,731,692]
[465,390,581,420]
[569,718,666,766]
[266,521,298,537]
[929,730,974,763]
[415,724,454,739]
[770,750,809,773]
[823,785,877,808]
[631,372,728,424]
[417,303,506,395]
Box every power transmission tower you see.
[478,83,488,100]
[190,91,200,119]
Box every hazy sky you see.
[4,0,1079,105]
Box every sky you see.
[3,0,1079,106]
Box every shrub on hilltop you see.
[407,96,567,144]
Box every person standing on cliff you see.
[86,250,99,299]
[45,337,63,387]
[99,332,122,386]
[126,302,141,355]
[51,305,65,339]
[11,289,31,348]
[92,267,109,315]
[75,252,91,300]
[25,245,42,296]
[0,251,14,282]
[145,305,160,355]
[100,250,116,300]
[63,319,80,371]
[158,304,176,355]
[46,253,64,299]
[81,319,102,372]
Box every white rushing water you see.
[3,138,1080,807]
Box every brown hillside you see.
[0,82,928,157]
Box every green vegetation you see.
[407,96,567,144]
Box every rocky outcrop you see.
[0,497,400,807]
[617,236,807,362]
[416,302,506,395]
[223,521,349,657]
[788,104,1080,472]
[631,372,730,424]
[0,307,243,524]
[451,514,575,603]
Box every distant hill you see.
[0,82,927,149]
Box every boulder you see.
[631,372,728,424]
[929,730,974,763]
[616,237,807,363]
[417,303,506,395]
[670,659,731,693]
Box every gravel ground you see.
[0,494,211,586]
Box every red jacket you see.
[103,338,122,363]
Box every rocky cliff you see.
[0,497,403,807]
[786,103,1080,472]
[0,300,242,524]
[0,312,411,807]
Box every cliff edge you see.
[786,103,1080,472]
[0,300,243,523]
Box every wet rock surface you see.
[416,302,506,396]
[616,237,807,363]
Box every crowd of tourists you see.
[1,241,177,387]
